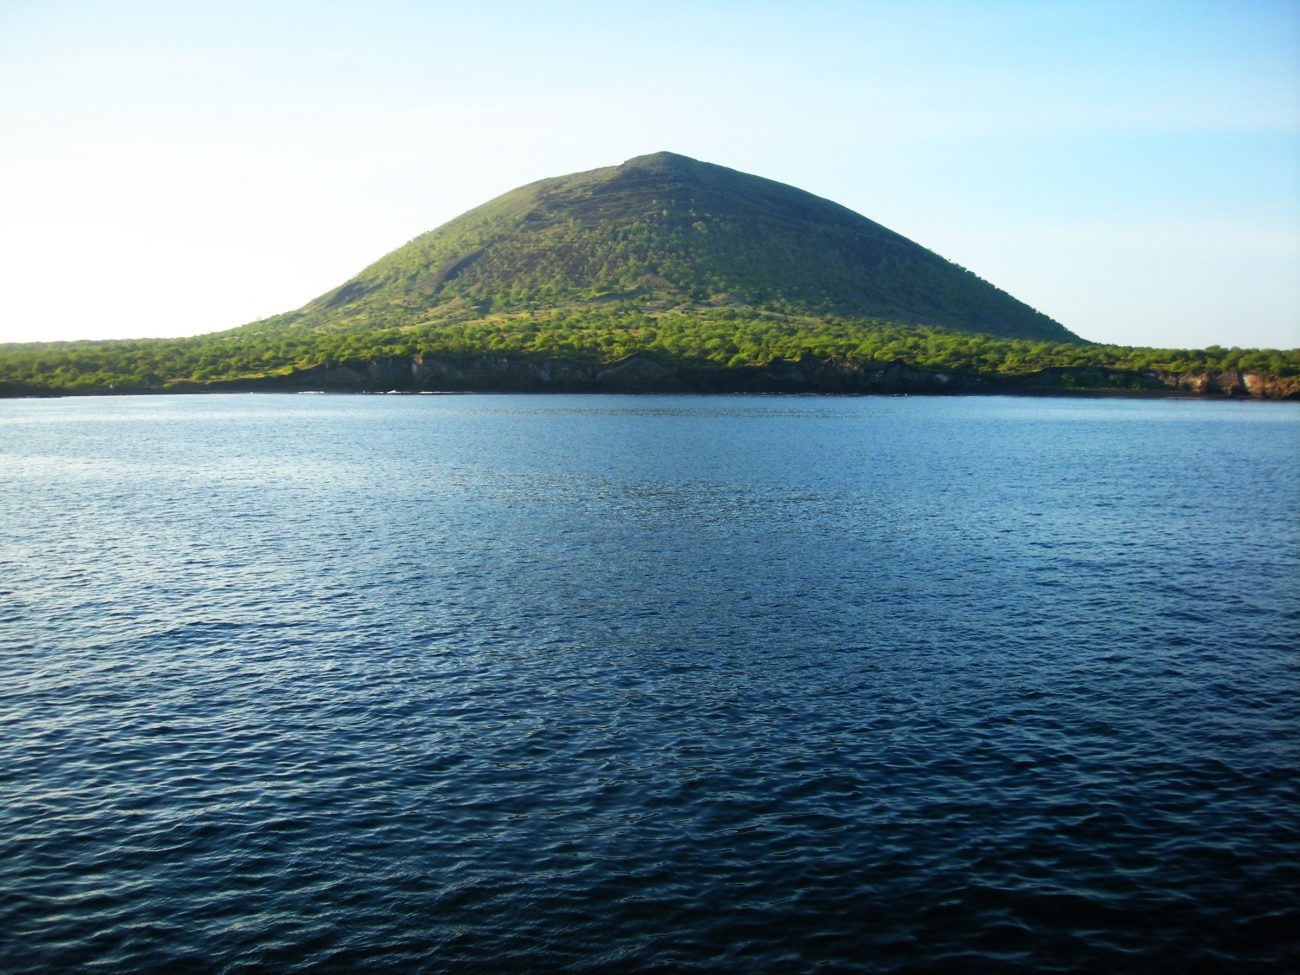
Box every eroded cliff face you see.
[235,354,980,395]
[281,354,688,393]
[1147,369,1300,399]
[205,355,1300,398]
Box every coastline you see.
[3,353,1297,400]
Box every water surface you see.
[1,394,1297,972]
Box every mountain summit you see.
[272,152,1078,343]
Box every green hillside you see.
[244,151,1076,343]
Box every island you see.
[3,152,1296,398]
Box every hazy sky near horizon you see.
[2,0,1298,348]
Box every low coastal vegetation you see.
[2,308,1295,395]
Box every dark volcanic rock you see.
[198,354,1295,398]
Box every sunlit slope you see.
[249,151,1078,343]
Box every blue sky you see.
[2,0,1297,348]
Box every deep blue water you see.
[1,393,1298,973]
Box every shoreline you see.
[3,353,1297,401]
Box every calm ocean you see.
[1,393,1297,973]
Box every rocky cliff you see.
[193,354,1300,399]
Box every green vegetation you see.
[2,152,1295,395]
[275,151,1078,345]
[2,307,1296,394]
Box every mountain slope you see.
[251,151,1078,343]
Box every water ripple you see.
[1,394,1298,973]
